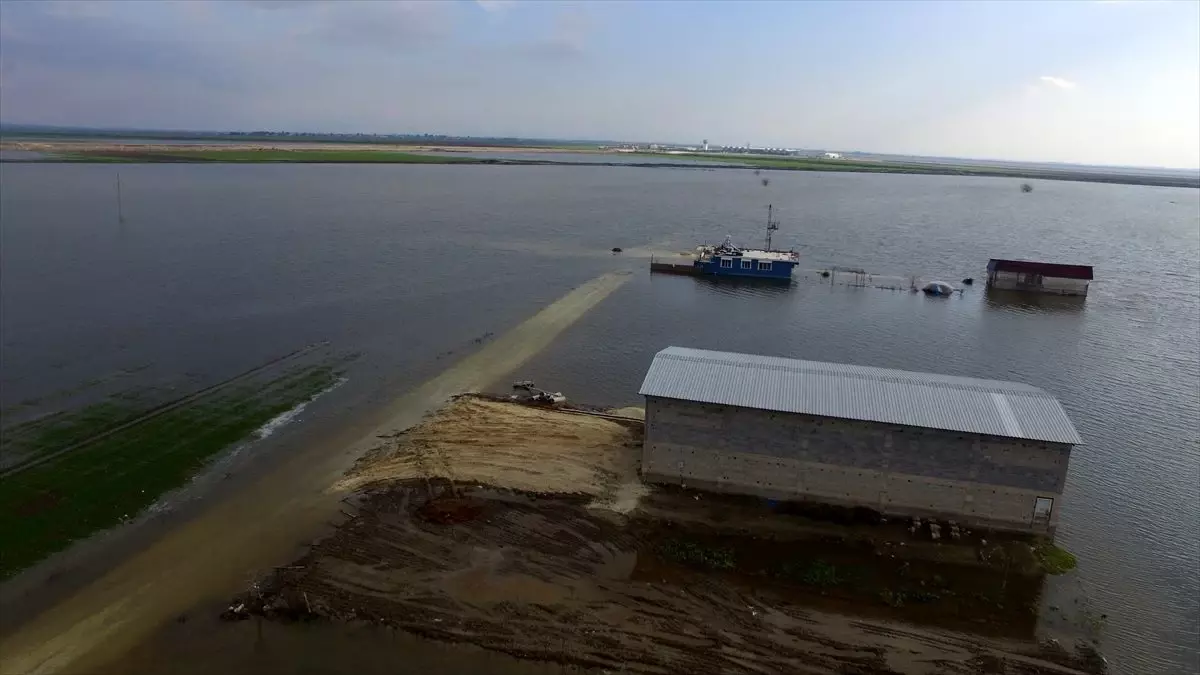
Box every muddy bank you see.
[226,479,1100,674]
[224,398,1103,674]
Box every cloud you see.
[41,1,113,19]
[1039,75,1078,89]
[301,1,454,50]
[475,0,518,13]
[242,0,314,8]
[519,7,593,58]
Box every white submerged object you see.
[922,281,955,296]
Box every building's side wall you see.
[642,397,1072,533]
[987,270,1089,296]
[1038,276,1090,295]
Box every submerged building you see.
[986,259,1093,296]
[638,347,1081,535]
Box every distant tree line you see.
[0,124,608,148]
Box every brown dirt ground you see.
[225,398,1101,675]
[339,396,649,512]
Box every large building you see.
[638,347,1081,535]
[986,259,1093,296]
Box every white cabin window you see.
[757,261,773,271]
[741,259,753,269]
[720,258,733,268]
[1033,497,1054,522]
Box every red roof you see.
[987,259,1093,280]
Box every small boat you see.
[651,205,800,280]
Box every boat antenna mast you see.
[765,204,779,250]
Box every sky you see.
[1,0,1198,168]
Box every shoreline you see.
[2,140,1195,188]
[0,272,632,675]
[212,395,1100,675]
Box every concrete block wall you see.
[642,397,1072,533]
[987,270,1089,296]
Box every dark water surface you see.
[421,149,749,166]
[1,163,1197,673]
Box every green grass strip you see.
[0,366,338,579]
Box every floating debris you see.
[922,281,956,296]
[611,247,623,253]
[511,379,566,404]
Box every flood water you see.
[0,163,1197,674]
[420,149,751,166]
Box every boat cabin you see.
[696,245,799,279]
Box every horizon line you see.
[2,122,1197,173]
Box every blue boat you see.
[652,205,800,280]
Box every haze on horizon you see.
[1,0,1197,169]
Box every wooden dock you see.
[649,256,700,276]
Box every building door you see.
[1032,497,1054,527]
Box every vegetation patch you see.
[1034,540,1078,575]
[2,400,145,463]
[657,538,736,571]
[878,588,944,608]
[776,559,851,588]
[0,364,340,579]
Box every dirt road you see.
[0,272,630,675]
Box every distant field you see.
[632,152,1199,187]
[639,152,1048,174]
[56,149,481,164]
[3,142,1195,187]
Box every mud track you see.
[233,480,1095,675]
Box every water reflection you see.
[984,287,1088,314]
[0,150,48,160]
[692,276,795,298]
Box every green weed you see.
[0,365,339,579]
[657,539,736,571]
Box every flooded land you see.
[219,397,1097,675]
[0,164,1196,674]
[0,348,345,580]
[3,138,1197,187]
[0,273,631,675]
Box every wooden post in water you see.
[116,172,125,224]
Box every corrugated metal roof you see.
[987,259,1094,280]
[638,347,1082,445]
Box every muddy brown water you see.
[1,163,1197,673]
